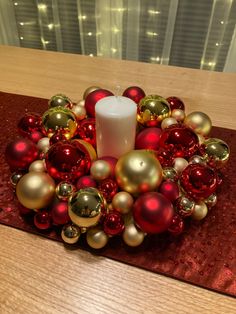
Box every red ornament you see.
[159,181,179,203]
[34,210,51,230]
[76,175,97,190]
[49,131,67,145]
[135,127,162,150]
[155,148,174,167]
[98,156,118,178]
[159,124,199,158]
[85,89,113,118]
[166,96,185,111]
[28,131,44,144]
[180,164,218,200]
[133,192,174,234]
[168,214,184,236]
[77,118,96,147]
[18,113,42,137]
[45,140,91,181]
[51,201,70,225]
[122,86,145,104]
[5,138,38,171]
[103,211,124,236]
[98,178,118,202]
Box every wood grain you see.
[0,45,236,314]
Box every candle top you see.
[95,96,137,118]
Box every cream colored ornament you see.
[122,223,145,247]
[173,157,188,174]
[90,160,111,181]
[192,202,208,220]
[171,109,185,122]
[29,160,46,172]
[161,117,177,129]
[71,104,87,120]
[37,137,50,153]
[112,191,134,214]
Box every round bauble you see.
[55,182,76,201]
[171,109,185,122]
[51,201,70,225]
[34,210,52,230]
[83,86,101,100]
[48,94,73,109]
[85,89,113,117]
[204,138,230,168]
[71,104,87,120]
[112,191,134,214]
[166,96,185,111]
[97,156,118,178]
[37,137,50,153]
[123,223,145,247]
[168,214,184,235]
[90,160,111,181]
[205,193,217,208]
[76,176,97,190]
[173,157,188,174]
[161,117,177,129]
[16,172,55,209]
[28,131,44,144]
[98,178,118,202]
[122,86,145,104]
[86,227,108,249]
[162,167,178,181]
[18,113,42,137]
[135,127,162,150]
[174,196,195,217]
[29,160,46,172]
[103,211,124,236]
[77,118,96,147]
[61,224,81,244]
[192,202,208,220]
[115,150,163,195]
[184,111,212,136]
[159,181,179,203]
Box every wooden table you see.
[0,46,235,314]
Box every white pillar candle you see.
[95,96,137,158]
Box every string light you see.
[14,2,18,6]
[111,48,117,53]
[20,36,24,40]
[89,54,94,57]
[48,24,54,30]
[208,62,216,66]
[150,57,160,62]
[19,22,24,26]
[148,10,160,15]
[78,15,87,20]
[220,21,224,24]
[38,4,47,12]
[111,8,126,12]
[41,38,50,45]
[146,31,158,37]
[215,42,219,46]
[112,27,120,34]
[87,32,93,36]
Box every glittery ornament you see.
[85,89,113,118]
[122,86,145,104]
[103,211,124,236]
[77,118,96,147]
[48,94,73,109]
[135,127,162,150]
[166,96,185,111]
[98,178,118,202]
[168,214,184,235]
[34,210,52,230]
[137,95,170,127]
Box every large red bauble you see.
[133,192,174,234]
[34,210,51,230]
[98,156,117,178]
[180,163,218,200]
[135,127,162,150]
[159,124,199,158]
[159,181,179,203]
[122,86,145,104]
[98,178,118,202]
[77,118,96,147]
[51,201,70,225]
[45,140,91,181]
[18,113,42,137]
[85,89,113,117]
[103,211,124,236]
[5,138,38,171]
[76,175,97,190]
[166,96,185,111]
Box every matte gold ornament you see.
[184,111,212,136]
[42,107,77,140]
[29,160,46,172]
[37,137,50,153]
[171,109,185,122]
[173,157,188,174]
[137,95,170,126]
[115,150,163,195]
[61,224,80,244]
[192,202,208,220]
[68,187,106,228]
[90,160,111,181]
[86,227,108,249]
[83,86,101,100]
[49,94,73,109]
[161,117,177,129]
[112,191,134,214]
[122,223,145,247]
[204,138,230,168]
[16,172,55,209]
[56,181,75,201]
[71,104,87,120]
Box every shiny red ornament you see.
[18,113,42,137]
[28,130,44,144]
[180,164,218,200]
[155,148,174,167]
[98,178,118,202]
[135,127,162,150]
[133,192,174,234]
[159,181,179,203]
[159,124,199,158]
[168,214,184,236]
[51,201,70,225]
[45,140,91,182]
[103,211,124,236]
[77,118,96,147]
[49,131,67,145]
[98,156,118,178]
[122,86,145,104]
[166,96,185,111]
[34,210,51,230]
[76,175,97,190]
[5,138,38,171]
[85,89,113,118]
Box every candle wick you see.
[115,85,121,96]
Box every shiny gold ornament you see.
[184,111,212,136]
[16,172,55,209]
[61,224,80,244]
[10,172,23,187]
[192,202,208,220]
[161,117,177,129]
[173,157,188,174]
[137,95,170,126]
[42,107,77,140]
[197,134,205,145]
[123,223,145,247]
[49,94,73,109]
[162,167,178,181]
[112,191,134,214]
[29,160,46,172]
[189,155,206,165]
[56,181,75,201]
[73,139,97,162]
[83,86,101,100]
[37,137,50,153]
[90,160,111,181]
[86,227,109,249]
[205,193,217,208]
[171,109,185,122]
[71,104,87,120]
[68,187,106,228]
[115,150,163,195]
[204,138,230,168]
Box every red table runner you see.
[0,91,235,297]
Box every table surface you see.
[0,45,235,314]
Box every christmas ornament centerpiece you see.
[5,87,230,249]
